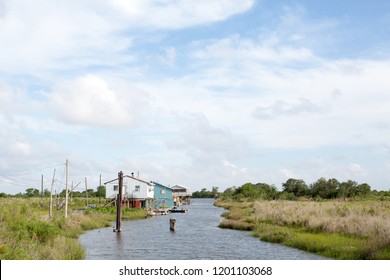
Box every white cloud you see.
[192,35,317,66]
[349,163,367,177]
[222,160,237,169]
[11,141,31,156]
[279,168,297,180]
[0,1,128,74]
[174,113,251,159]
[184,33,390,149]
[161,113,255,187]
[159,47,177,67]
[0,0,5,18]
[108,0,255,29]
[0,0,254,75]
[47,75,149,128]
[253,98,330,120]
[1,2,390,193]
[0,82,14,112]
[141,46,390,153]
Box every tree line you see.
[191,187,219,198]
[0,186,106,198]
[216,177,390,200]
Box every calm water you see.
[79,199,328,260]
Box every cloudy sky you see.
[1,0,390,194]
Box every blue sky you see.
[1,0,390,194]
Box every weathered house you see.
[171,185,192,206]
[105,175,154,208]
[152,182,174,210]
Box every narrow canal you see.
[79,199,328,260]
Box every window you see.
[160,190,166,195]
[113,185,118,191]
[135,185,140,191]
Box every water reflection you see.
[79,199,328,260]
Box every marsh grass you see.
[216,199,390,259]
[0,197,147,259]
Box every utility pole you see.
[41,174,44,197]
[114,171,123,233]
[99,174,102,187]
[65,159,69,219]
[49,169,56,218]
[71,181,74,201]
[85,177,88,208]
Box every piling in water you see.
[170,218,176,231]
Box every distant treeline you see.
[0,186,106,198]
[191,187,219,198]
[204,178,390,200]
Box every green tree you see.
[254,183,278,199]
[96,185,106,198]
[310,178,340,199]
[339,180,358,199]
[239,183,258,199]
[282,178,309,197]
[220,186,236,199]
[72,191,82,198]
[356,183,371,197]
[25,188,40,197]
[191,188,214,198]
[310,177,328,199]
[43,189,51,197]
[326,178,340,199]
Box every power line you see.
[0,172,39,187]
[0,162,66,191]
[2,163,65,176]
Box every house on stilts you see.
[105,174,154,209]
[171,185,192,206]
[104,173,176,214]
[152,182,174,210]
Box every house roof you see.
[152,181,173,190]
[104,175,153,186]
[171,184,189,190]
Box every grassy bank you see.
[0,197,147,259]
[216,199,390,259]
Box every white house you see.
[171,184,192,206]
[105,175,154,208]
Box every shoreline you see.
[2,197,389,260]
[215,199,390,260]
[0,197,147,260]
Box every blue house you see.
[152,182,174,210]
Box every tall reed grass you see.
[0,197,146,259]
[217,199,390,259]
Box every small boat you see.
[153,209,169,215]
[169,207,188,213]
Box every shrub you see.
[27,220,59,243]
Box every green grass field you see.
[217,199,390,259]
[0,197,147,259]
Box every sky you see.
[1,0,390,194]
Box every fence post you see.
[114,171,123,233]
[170,218,176,231]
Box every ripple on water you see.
[79,199,329,260]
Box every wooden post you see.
[85,177,88,208]
[65,159,69,219]
[41,174,44,197]
[170,218,176,231]
[99,174,102,203]
[114,171,123,233]
[49,169,56,218]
